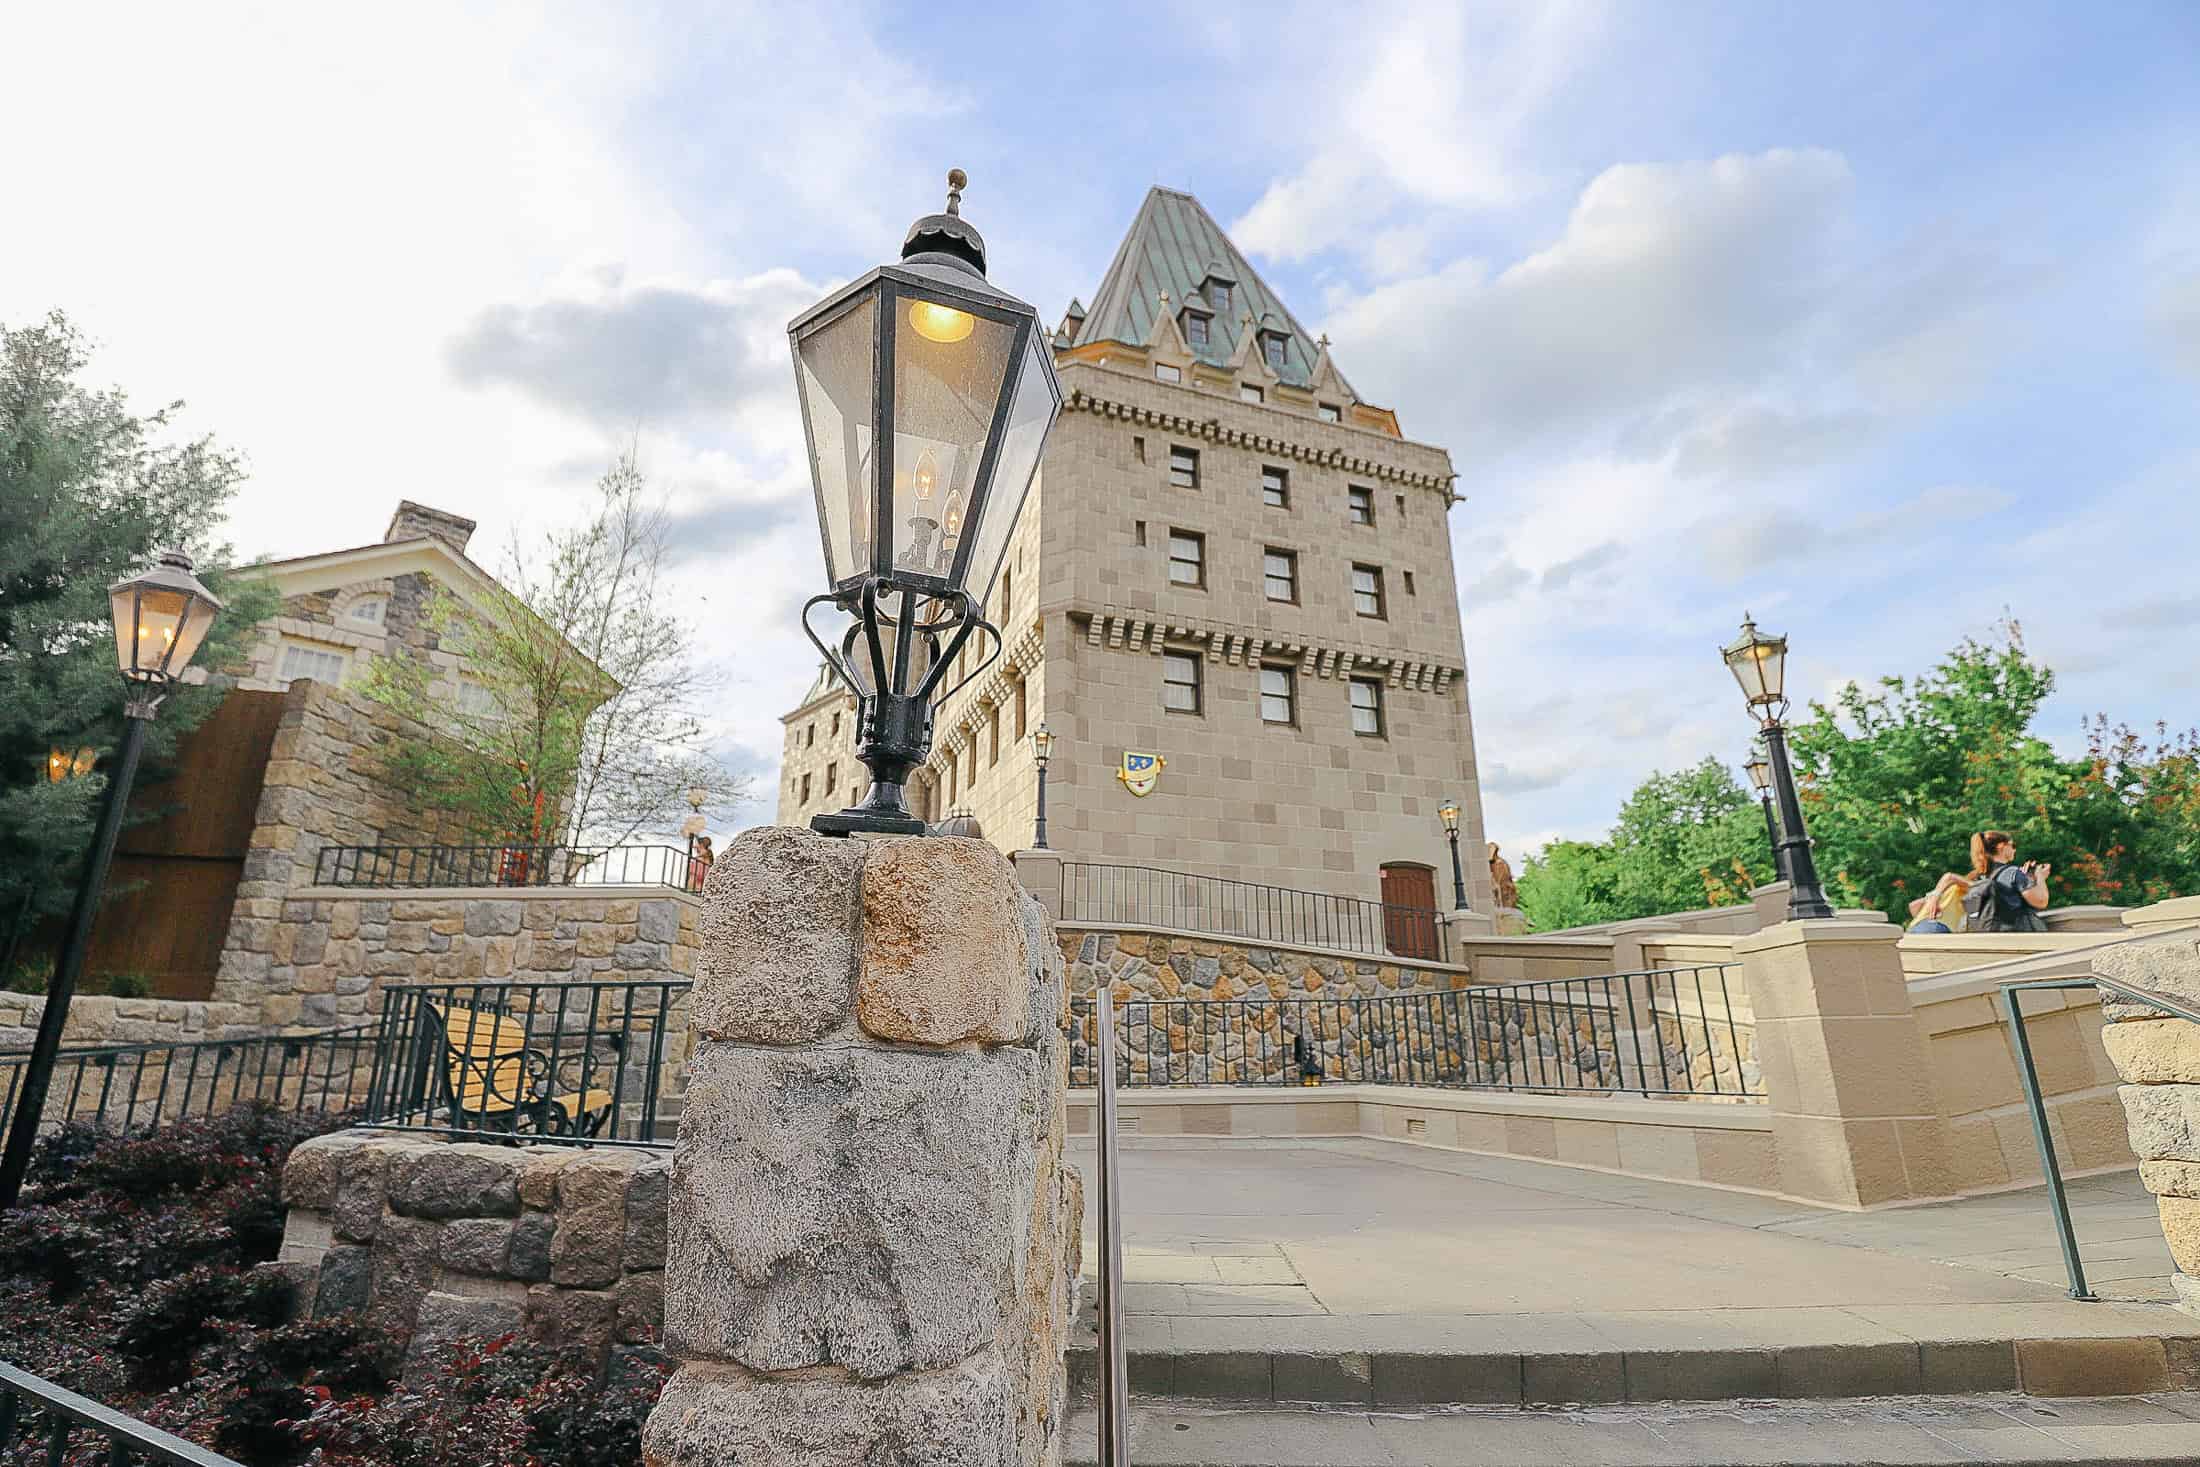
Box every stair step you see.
[1063,1394,2200,1466]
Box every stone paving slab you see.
[1064,1394,2200,1466]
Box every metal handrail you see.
[1060,861,1447,962]
[0,1359,244,1464]
[2002,971,2200,1302]
[1091,996,1127,1467]
[311,842,703,892]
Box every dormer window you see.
[1261,332,1287,371]
[1184,313,1209,348]
[347,596,387,626]
[1209,282,1232,317]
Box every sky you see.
[4,1,2196,857]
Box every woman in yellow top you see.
[1907,870,1971,933]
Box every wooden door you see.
[1379,863,1439,960]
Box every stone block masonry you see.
[644,827,1082,1467]
[2099,932,2200,1312]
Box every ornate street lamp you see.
[1742,740,1786,885]
[1721,614,1832,921]
[46,747,97,783]
[1030,721,1054,850]
[1437,799,1469,910]
[792,170,1064,837]
[1,549,224,1205]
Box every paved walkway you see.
[1068,1137,2191,1405]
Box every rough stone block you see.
[525,1283,618,1356]
[441,1217,515,1276]
[282,1132,353,1209]
[665,1041,1043,1380]
[314,1243,372,1315]
[625,1160,670,1271]
[408,1291,524,1379]
[2163,1196,2200,1273]
[858,837,1030,1046]
[552,1156,637,1288]
[642,1352,1018,1467]
[518,1148,574,1209]
[368,1214,444,1336]
[616,1269,666,1344]
[464,902,524,937]
[388,1143,523,1219]
[2143,1159,2200,1199]
[508,1211,556,1282]
[2120,1083,2200,1162]
[638,901,682,944]
[2102,1015,2200,1084]
[695,827,863,1044]
[2098,934,2200,1020]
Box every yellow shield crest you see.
[1117,750,1164,797]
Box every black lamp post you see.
[1721,614,1833,921]
[1030,721,1054,850]
[1742,741,1787,885]
[792,169,1064,837]
[0,549,224,1206]
[1438,799,1468,910]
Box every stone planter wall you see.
[0,992,263,1050]
[2099,934,2200,1312]
[275,1131,669,1373]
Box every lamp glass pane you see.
[124,586,190,678]
[1745,756,1773,792]
[1724,630,1785,705]
[110,586,136,674]
[172,592,218,672]
[794,293,878,585]
[960,335,1061,602]
[889,298,1016,582]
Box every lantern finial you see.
[945,168,966,216]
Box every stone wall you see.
[1062,921,1470,1003]
[2098,934,2200,1312]
[276,1131,669,1374]
[0,992,261,1050]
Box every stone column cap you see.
[1735,917,1905,955]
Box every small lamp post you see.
[47,747,97,783]
[0,549,224,1205]
[1742,740,1787,885]
[791,169,1064,837]
[1720,614,1833,921]
[1437,799,1469,910]
[1030,721,1054,850]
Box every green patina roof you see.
[1070,186,1347,397]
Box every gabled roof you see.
[1070,187,1349,397]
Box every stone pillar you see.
[2097,934,2200,1313]
[1009,847,1065,923]
[1736,919,1952,1208]
[643,827,1081,1467]
[1442,909,1495,949]
[1749,881,1792,932]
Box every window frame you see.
[1169,444,1200,489]
[346,596,387,626]
[276,641,349,687]
[1347,485,1374,525]
[1352,563,1386,619]
[1162,650,1204,715]
[1262,547,1299,604]
[1239,384,1263,404]
[1318,403,1342,423]
[1349,676,1385,738]
[1154,362,1182,384]
[1261,333,1286,370]
[800,771,812,804]
[1209,282,1233,317]
[1183,312,1210,348]
[1261,465,1289,509]
[1167,529,1206,588]
[1259,664,1297,726]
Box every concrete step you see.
[1064,1393,2200,1466]
[1067,1307,2200,1408]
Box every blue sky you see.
[4,2,2196,853]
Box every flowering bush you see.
[0,1107,667,1466]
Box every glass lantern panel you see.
[958,335,1061,602]
[794,294,878,585]
[888,298,1017,581]
[118,586,190,678]
[172,592,219,672]
[1726,633,1785,705]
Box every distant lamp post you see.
[1742,741,1787,885]
[1720,614,1833,921]
[792,168,1064,837]
[47,747,97,783]
[1437,799,1469,910]
[0,549,224,1205]
[1030,721,1054,850]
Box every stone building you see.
[778,186,1495,920]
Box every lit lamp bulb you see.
[909,299,974,344]
[913,449,938,501]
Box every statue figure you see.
[1487,841,1519,910]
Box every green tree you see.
[1517,758,1775,931]
[0,311,276,948]
[359,452,747,847]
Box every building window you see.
[1403,570,1417,596]
[800,772,812,804]
[1319,403,1342,423]
[1263,548,1298,603]
[1262,334,1286,370]
[806,723,816,747]
[1347,485,1374,525]
[1169,445,1199,489]
[1163,652,1202,714]
[1352,564,1386,618]
[276,642,348,686]
[1134,519,1147,547]
[1261,465,1289,508]
[1239,384,1263,404]
[1350,677,1384,737]
[1168,530,1205,587]
[987,705,1000,767]
[1133,435,1146,462]
[347,597,386,626]
[1184,313,1209,347]
[1014,679,1028,740]
[1260,665,1296,726]
[1154,362,1181,384]
[825,762,838,796]
[1210,282,1232,316]
[830,711,840,739]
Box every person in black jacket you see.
[1964,830,2052,932]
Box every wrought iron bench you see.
[425,1001,614,1138]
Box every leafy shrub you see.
[101,970,153,999]
[116,1264,291,1389]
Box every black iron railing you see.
[0,1024,380,1143]
[0,1360,244,1465]
[312,842,705,892]
[1061,862,1446,962]
[1069,964,1756,1099]
[363,979,690,1149]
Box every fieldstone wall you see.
[275,1131,669,1375]
[643,828,1081,1467]
[1062,924,1468,1002]
[0,992,261,1049]
[2099,934,2200,1313]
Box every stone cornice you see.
[1061,386,1458,501]
[1068,606,1460,695]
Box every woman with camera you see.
[1962,830,2052,933]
